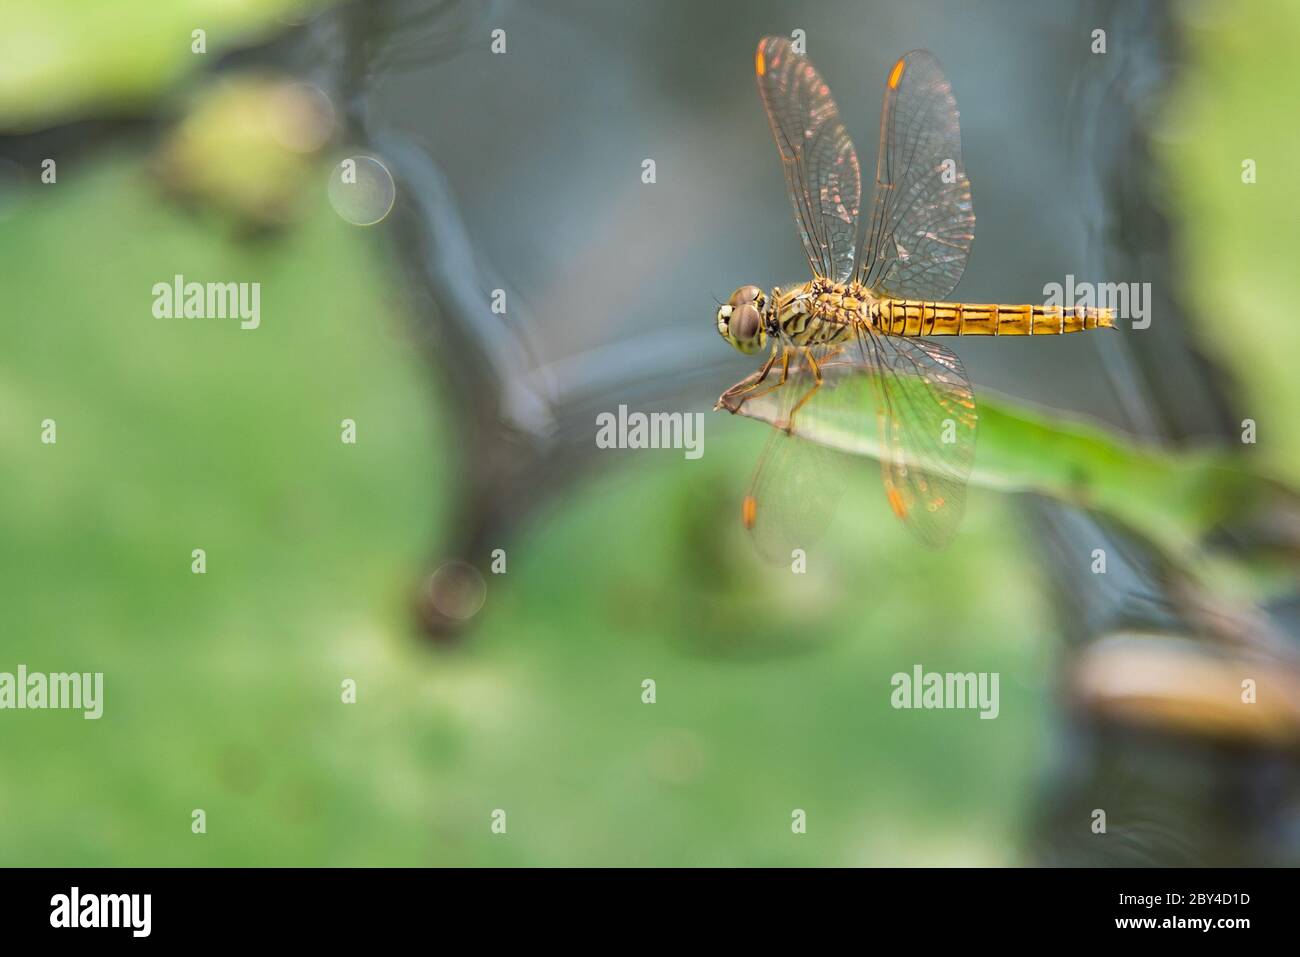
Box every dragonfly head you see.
[716,285,769,355]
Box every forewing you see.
[858,51,975,301]
[755,37,862,282]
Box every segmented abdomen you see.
[874,299,1115,336]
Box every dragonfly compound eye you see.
[729,285,764,308]
[728,303,762,345]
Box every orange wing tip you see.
[742,495,758,529]
[755,46,766,77]
[887,57,906,90]
[886,485,909,519]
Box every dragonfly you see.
[715,37,1115,554]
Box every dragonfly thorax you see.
[770,278,877,347]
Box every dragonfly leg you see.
[722,347,790,411]
[750,346,780,387]
[781,348,824,434]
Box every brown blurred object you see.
[1071,633,1300,746]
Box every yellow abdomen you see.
[873,299,1115,336]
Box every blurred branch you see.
[1072,633,1300,744]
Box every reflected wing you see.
[858,51,974,301]
[755,37,861,283]
[718,338,977,548]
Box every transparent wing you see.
[858,50,975,301]
[854,328,977,547]
[718,350,854,563]
[755,36,862,282]
[718,338,977,548]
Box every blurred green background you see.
[0,0,1296,866]
[0,156,1044,864]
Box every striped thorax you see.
[770,278,871,346]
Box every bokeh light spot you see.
[328,154,395,226]
[427,561,487,621]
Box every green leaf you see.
[0,0,337,131]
